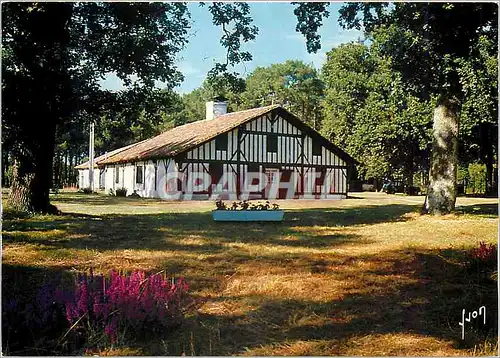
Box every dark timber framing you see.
[100,106,356,198]
[166,107,356,197]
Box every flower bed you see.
[2,269,190,355]
[212,200,284,222]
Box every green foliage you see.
[321,41,433,182]
[457,34,498,186]
[468,163,487,195]
[204,2,258,95]
[241,60,324,128]
[2,2,191,211]
[457,166,469,181]
[160,80,244,128]
[292,2,331,53]
[339,3,498,97]
[78,187,94,194]
[95,89,181,152]
[321,43,373,146]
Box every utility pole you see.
[88,121,95,191]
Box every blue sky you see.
[100,2,362,94]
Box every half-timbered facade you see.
[79,102,356,199]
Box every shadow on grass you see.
[2,197,498,355]
[160,248,498,356]
[3,249,497,356]
[2,264,75,356]
[2,204,419,252]
[455,203,498,218]
[50,193,164,206]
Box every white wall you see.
[104,167,114,194]
[185,113,347,169]
[95,113,349,199]
[78,169,87,188]
[143,161,156,197]
[78,168,100,190]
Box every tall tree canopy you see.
[241,60,324,128]
[2,2,190,212]
[2,1,257,213]
[321,41,433,186]
[294,2,498,214]
[4,2,496,214]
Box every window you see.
[210,163,223,188]
[312,141,322,156]
[136,165,144,184]
[115,166,120,183]
[99,169,105,189]
[315,168,326,194]
[267,134,278,153]
[215,133,228,151]
[247,164,259,174]
[154,161,157,190]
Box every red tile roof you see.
[98,105,280,165]
[74,140,146,169]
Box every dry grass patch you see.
[2,190,497,356]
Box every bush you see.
[127,190,141,198]
[467,241,497,280]
[78,187,94,194]
[405,186,420,196]
[57,270,189,345]
[381,182,395,194]
[468,163,487,195]
[2,270,190,354]
[115,187,127,197]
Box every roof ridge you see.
[147,104,281,136]
[216,104,280,118]
[97,104,282,165]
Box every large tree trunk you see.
[424,96,460,215]
[479,122,495,195]
[7,125,59,213]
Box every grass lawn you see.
[2,190,498,356]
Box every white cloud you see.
[305,51,327,69]
[284,32,305,42]
[99,73,139,91]
[321,29,364,51]
[177,61,201,76]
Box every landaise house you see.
[76,101,357,199]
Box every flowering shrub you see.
[468,241,497,278]
[2,270,190,354]
[2,275,68,354]
[470,242,497,262]
[56,270,189,344]
[78,187,94,194]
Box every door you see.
[264,168,279,199]
[209,163,223,195]
[278,169,292,199]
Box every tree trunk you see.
[424,96,460,215]
[7,125,59,213]
[2,150,9,187]
[53,150,60,189]
[65,150,70,187]
[479,122,495,195]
